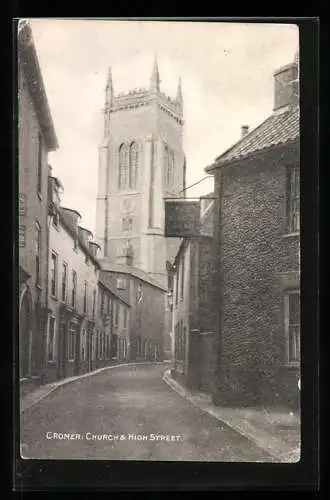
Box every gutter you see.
[205,139,299,174]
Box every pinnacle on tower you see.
[105,67,113,105]
[150,54,160,92]
[176,77,183,109]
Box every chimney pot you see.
[241,125,249,138]
[273,60,299,112]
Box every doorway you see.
[19,289,32,379]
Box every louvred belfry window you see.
[119,143,129,190]
[129,142,139,189]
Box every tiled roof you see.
[209,106,299,168]
[98,260,167,292]
[98,273,131,307]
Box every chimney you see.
[78,226,93,248]
[89,241,101,258]
[241,125,249,138]
[273,58,299,112]
[116,241,133,267]
[59,207,81,233]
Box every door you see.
[58,317,67,380]
[19,292,31,379]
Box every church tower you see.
[95,56,186,288]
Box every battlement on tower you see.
[107,88,183,124]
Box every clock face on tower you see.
[120,198,135,214]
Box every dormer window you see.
[117,277,127,290]
[53,212,59,229]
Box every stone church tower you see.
[95,56,186,288]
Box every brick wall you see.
[214,145,300,408]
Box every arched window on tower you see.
[118,143,129,190]
[165,145,174,187]
[129,142,139,189]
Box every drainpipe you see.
[212,170,224,405]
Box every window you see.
[61,262,68,302]
[176,321,186,361]
[117,277,127,290]
[48,316,56,362]
[175,271,179,306]
[107,333,112,359]
[100,288,104,315]
[118,143,129,190]
[107,296,111,315]
[92,289,96,318]
[136,336,141,356]
[19,194,26,215]
[80,328,87,360]
[91,331,96,360]
[68,321,76,361]
[286,165,300,233]
[37,132,43,194]
[71,270,77,308]
[98,330,104,360]
[164,145,174,186]
[123,308,128,329]
[121,216,132,233]
[285,291,301,363]
[114,302,119,327]
[35,222,41,284]
[180,258,185,300]
[50,252,58,297]
[129,142,139,189]
[137,283,143,304]
[83,281,88,313]
[19,225,26,247]
[111,334,118,358]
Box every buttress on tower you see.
[95,56,186,288]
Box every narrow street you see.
[20,363,274,461]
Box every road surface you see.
[20,363,273,461]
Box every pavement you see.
[20,362,278,462]
[163,369,301,463]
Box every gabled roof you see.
[98,260,167,292]
[18,21,59,151]
[58,212,101,270]
[206,105,299,171]
[98,273,131,308]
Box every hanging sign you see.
[165,200,201,238]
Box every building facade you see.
[18,22,59,382]
[95,276,131,370]
[99,244,167,363]
[95,57,186,284]
[169,196,217,391]
[95,57,187,358]
[45,175,101,382]
[206,52,300,409]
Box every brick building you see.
[169,196,217,391]
[18,21,59,383]
[206,52,300,409]
[99,242,167,363]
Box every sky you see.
[28,19,298,235]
